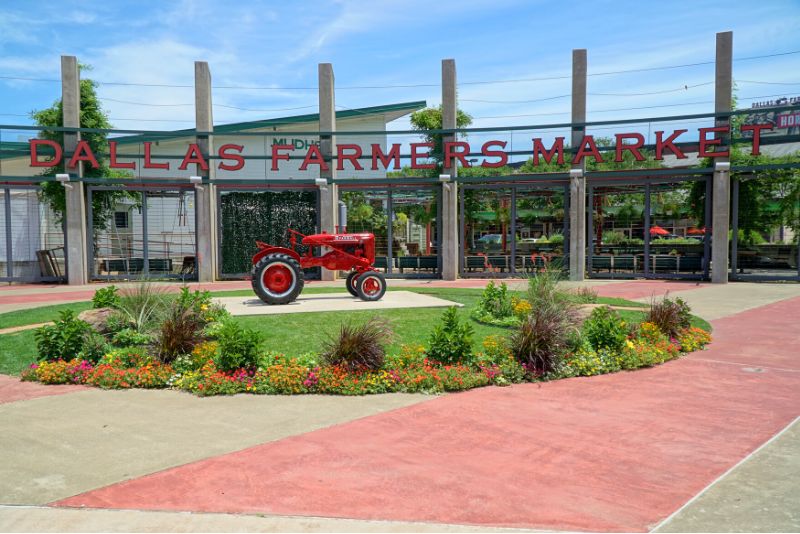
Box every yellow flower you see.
[626,339,635,349]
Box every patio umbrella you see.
[687,227,706,235]
[649,225,670,236]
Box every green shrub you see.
[547,232,564,245]
[92,285,120,309]
[112,328,152,347]
[476,281,514,319]
[602,230,627,245]
[202,320,226,339]
[646,295,692,337]
[427,307,474,365]
[34,310,91,361]
[79,331,110,364]
[105,312,132,334]
[321,318,392,371]
[214,320,264,372]
[583,306,628,352]
[176,286,211,310]
[115,281,169,332]
[155,299,206,363]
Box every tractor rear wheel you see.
[251,253,304,305]
[345,271,360,297]
[356,271,386,301]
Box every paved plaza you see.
[0,279,798,532]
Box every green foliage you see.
[321,318,392,371]
[690,151,800,237]
[115,281,169,332]
[176,286,211,312]
[526,267,571,309]
[646,295,692,338]
[99,346,152,368]
[427,307,474,365]
[32,66,134,227]
[546,232,565,245]
[583,306,629,352]
[731,228,766,246]
[34,310,91,361]
[477,281,514,318]
[79,331,110,364]
[651,237,704,245]
[602,230,627,245]
[111,328,151,346]
[571,286,598,304]
[214,320,264,372]
[409,105,473,175]
[261,351,320,369]
[92,285,120,309]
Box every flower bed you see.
[19,282,713,397]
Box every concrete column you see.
[711,31,733,284]
[441,58,459,281]
[318,63,338,281]
[194,61,217,282]
[569,49,587,281]
[61,55,88,285]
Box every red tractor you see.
[251,229,387,305]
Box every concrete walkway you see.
[0,279,798,532]
[217,291,462,316]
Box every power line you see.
[588,82,714,97]
[4,91,794,126]
[737,79,800,86]
[462,82,715,104]
[1,50,798,90]
[470,93,796,120]
[462,95,570,104]
[215,103,317,112]
[100,97,192,107]
[99,96,318,113]
[98,97,316,113]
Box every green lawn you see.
[0,330,37,376]
[0,286,709,376]
[0,302,93,330]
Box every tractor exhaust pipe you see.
[338,201,348,233]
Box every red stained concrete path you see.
[591,280,707,301]
[0,375,86,405]
[55,297,800,532]
[0,281,255,306]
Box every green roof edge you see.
[116,100,427,145]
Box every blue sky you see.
[1,0,799,142]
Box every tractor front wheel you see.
[345,271,360,297]
[356,271,386,302]
[251,253,304,305]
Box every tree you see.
[689,88,800,245]
[32,65,133,230]
[409,105,472,176]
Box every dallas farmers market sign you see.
[28,123,775,173]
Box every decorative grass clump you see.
[321,317,393,371]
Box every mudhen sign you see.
[28,123,774,173]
